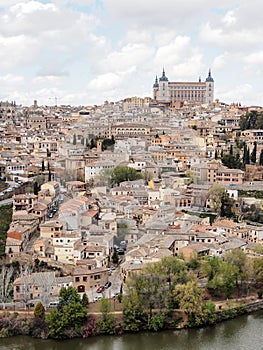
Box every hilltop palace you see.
[153,68,214,106]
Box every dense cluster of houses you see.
[1,98,263,306]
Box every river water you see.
[0,311,262,350]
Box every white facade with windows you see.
[153,69,214,105]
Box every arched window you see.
[78,285,85,293]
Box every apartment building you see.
[207,161,244,185]
[240,129,263,146]
[192,160,244,185]
[111,123,152,138]
[72,265,108,294]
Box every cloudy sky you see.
[1,0,263,107]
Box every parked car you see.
[117,248,125,255]
[96,285,105,293]
[105,281,112,289]
[49,301,59,308]
[26,302,35,308]
[94,295,102,302]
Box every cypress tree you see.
[251,142,257,164]
[259,149,263,166]
[33,181,39,195]
[73,134,77,145]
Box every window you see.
[83,276,87,282]
[75,277,80,282]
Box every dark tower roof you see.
[153,75,159,88]
[206,69,214,82]
[159,68,168,82]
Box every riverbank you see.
[1,296,263,339]
[1,310,263,350]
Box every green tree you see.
[185,170,195,184]
[206,260,238,298]
[243,144,250,166]
[111,250,119,264]
[33,181,39,195]
[198,301,216,326]
[207,184,226,214]
[46,287,88,339]
[222,153,242,169]
[145,256,188,291]
[224,249,247,292]
[215,149,218,159]
[73,134,77,145]
[41,159,45,172]
[174,281,203,318]
[127,273,169,325]
[259,149,263,166]
[220,192,234,218]
[82,293,89,307]
[251,142,257,164]
[111,166,142,186]
[97,297,115,334]
[201,256,221,282]
[59,286,82,307]
[239,111,263,130]
[90,138,96,149]
[148,312,165,331]
[253,257,263,284]
[34,301,45,318]
[122,288,146,332]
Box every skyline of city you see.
[1,0,263,107]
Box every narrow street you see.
[86,266,122,303]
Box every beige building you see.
[40,220,64,239]
[13,271,72,305]
[13,194,38,216]
[153,68,214,105]
[72,264,108,294]
[192,160,244,185]
[122,96,148,112]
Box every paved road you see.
[87,267,122,303]
[0,198,13,206]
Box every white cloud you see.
[222,10,237,26]
[200,22,263,51]
[0,35,40,69]
[213,54,227,70]
[244,51,263,65]
[97,43,155,74]
[0,0,262,106]
[87,72,122,90]
[217,83,255,105]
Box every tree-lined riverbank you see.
[0,310,262,350]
